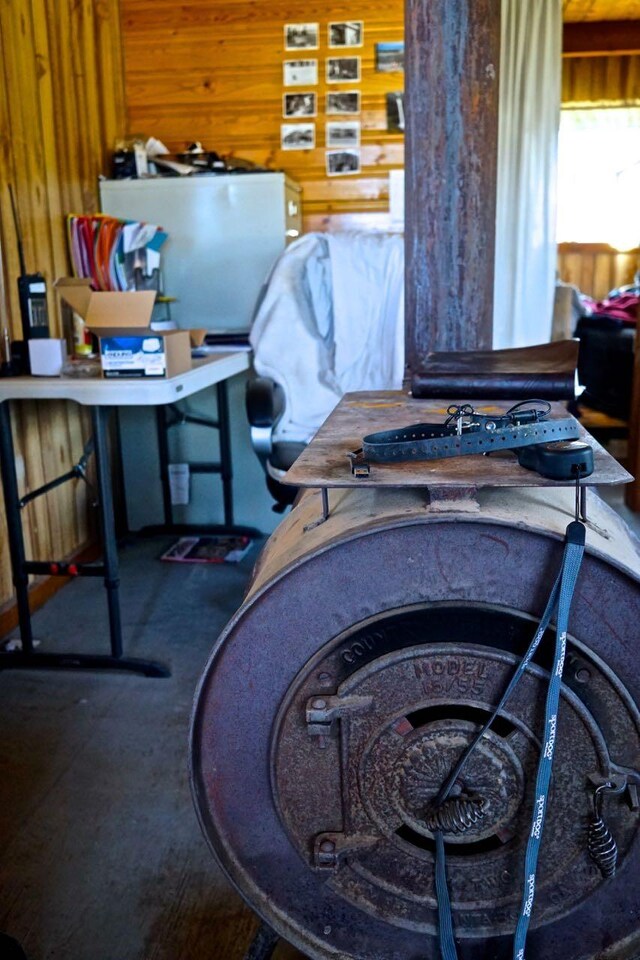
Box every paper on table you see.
[122,222,161,254]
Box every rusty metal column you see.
[405,0,501,384]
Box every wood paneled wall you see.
[563,0,640,23]
[121,4,640,234]
[557,244,639,299]
[121,0,404,232]
[562,54,640,103]
[0,0,126,612]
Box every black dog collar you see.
[351,400,581,470]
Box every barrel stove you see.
[191,485,640,959]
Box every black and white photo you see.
[326,57,361,84]
[329,21,364,48]
[281,123,315,151]
[283,92,317,118]
[326,91,360,115]
[326,121,360,148]
[284,23,319,50]
[326,149,361,176]
[375,42,404,72]
[386,91,405,131]
[283,59,318,87]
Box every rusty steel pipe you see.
[191,486,640,960]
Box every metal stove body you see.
[190,486,640,960]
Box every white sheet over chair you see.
[250,234,337,443]
[327,232,404,395]
[251,231,404,443]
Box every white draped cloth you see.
[493,0,563,348]
[250,231,404,442]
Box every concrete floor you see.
[0,485,638,960]
[0,536,302,960]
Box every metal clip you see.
[574,470,588,523]
[312,832,380,870]
[306,694,373,735]
[445,404,475,436]
[347,449,370,478]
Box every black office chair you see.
[245,377,306,512]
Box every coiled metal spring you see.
[424,794,487,835]
[588,783,618,879]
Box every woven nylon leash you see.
[434,513,586,960]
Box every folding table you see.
[0,352,251,677]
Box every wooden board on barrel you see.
[284,391,632,490]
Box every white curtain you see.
[493,0,562,349]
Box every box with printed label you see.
[54,278,191,378]
[100,332,188,378]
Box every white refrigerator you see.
[100,173,301,330]
[99,173,302,532]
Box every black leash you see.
[432,481,587,960]
[346,397,596,955]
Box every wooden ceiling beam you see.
[563,20,640,57]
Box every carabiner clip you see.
[573,467,588,523]
[445,404,474,435]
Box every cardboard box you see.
[55,278,191,379]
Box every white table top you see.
[0,352,251,406]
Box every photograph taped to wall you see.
[281,123,315,150]
[329,22,364,48]
[283,92,317,118]
[386,91,405,131]
[376,42,404,72]
[283,59,318,86]
[326,149,361,176]
[326,57,361,83]
[326,121,360,148]
[326,91,360,115]
[284,23,319,50]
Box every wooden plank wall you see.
[558,244,639,299]
[562,53,640,103]
[0,1,126,613]
[563,0,640,24]
[121,0,405,233]
[121,5,640,239]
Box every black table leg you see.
[0,400,34,654]
[216,379,234,527]
[155,404,173,527]
[139,383,258,538]
[0,402,169,677]
[92,406,124,660]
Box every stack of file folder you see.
[67,214,168,292]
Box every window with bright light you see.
[556,107,640,251]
